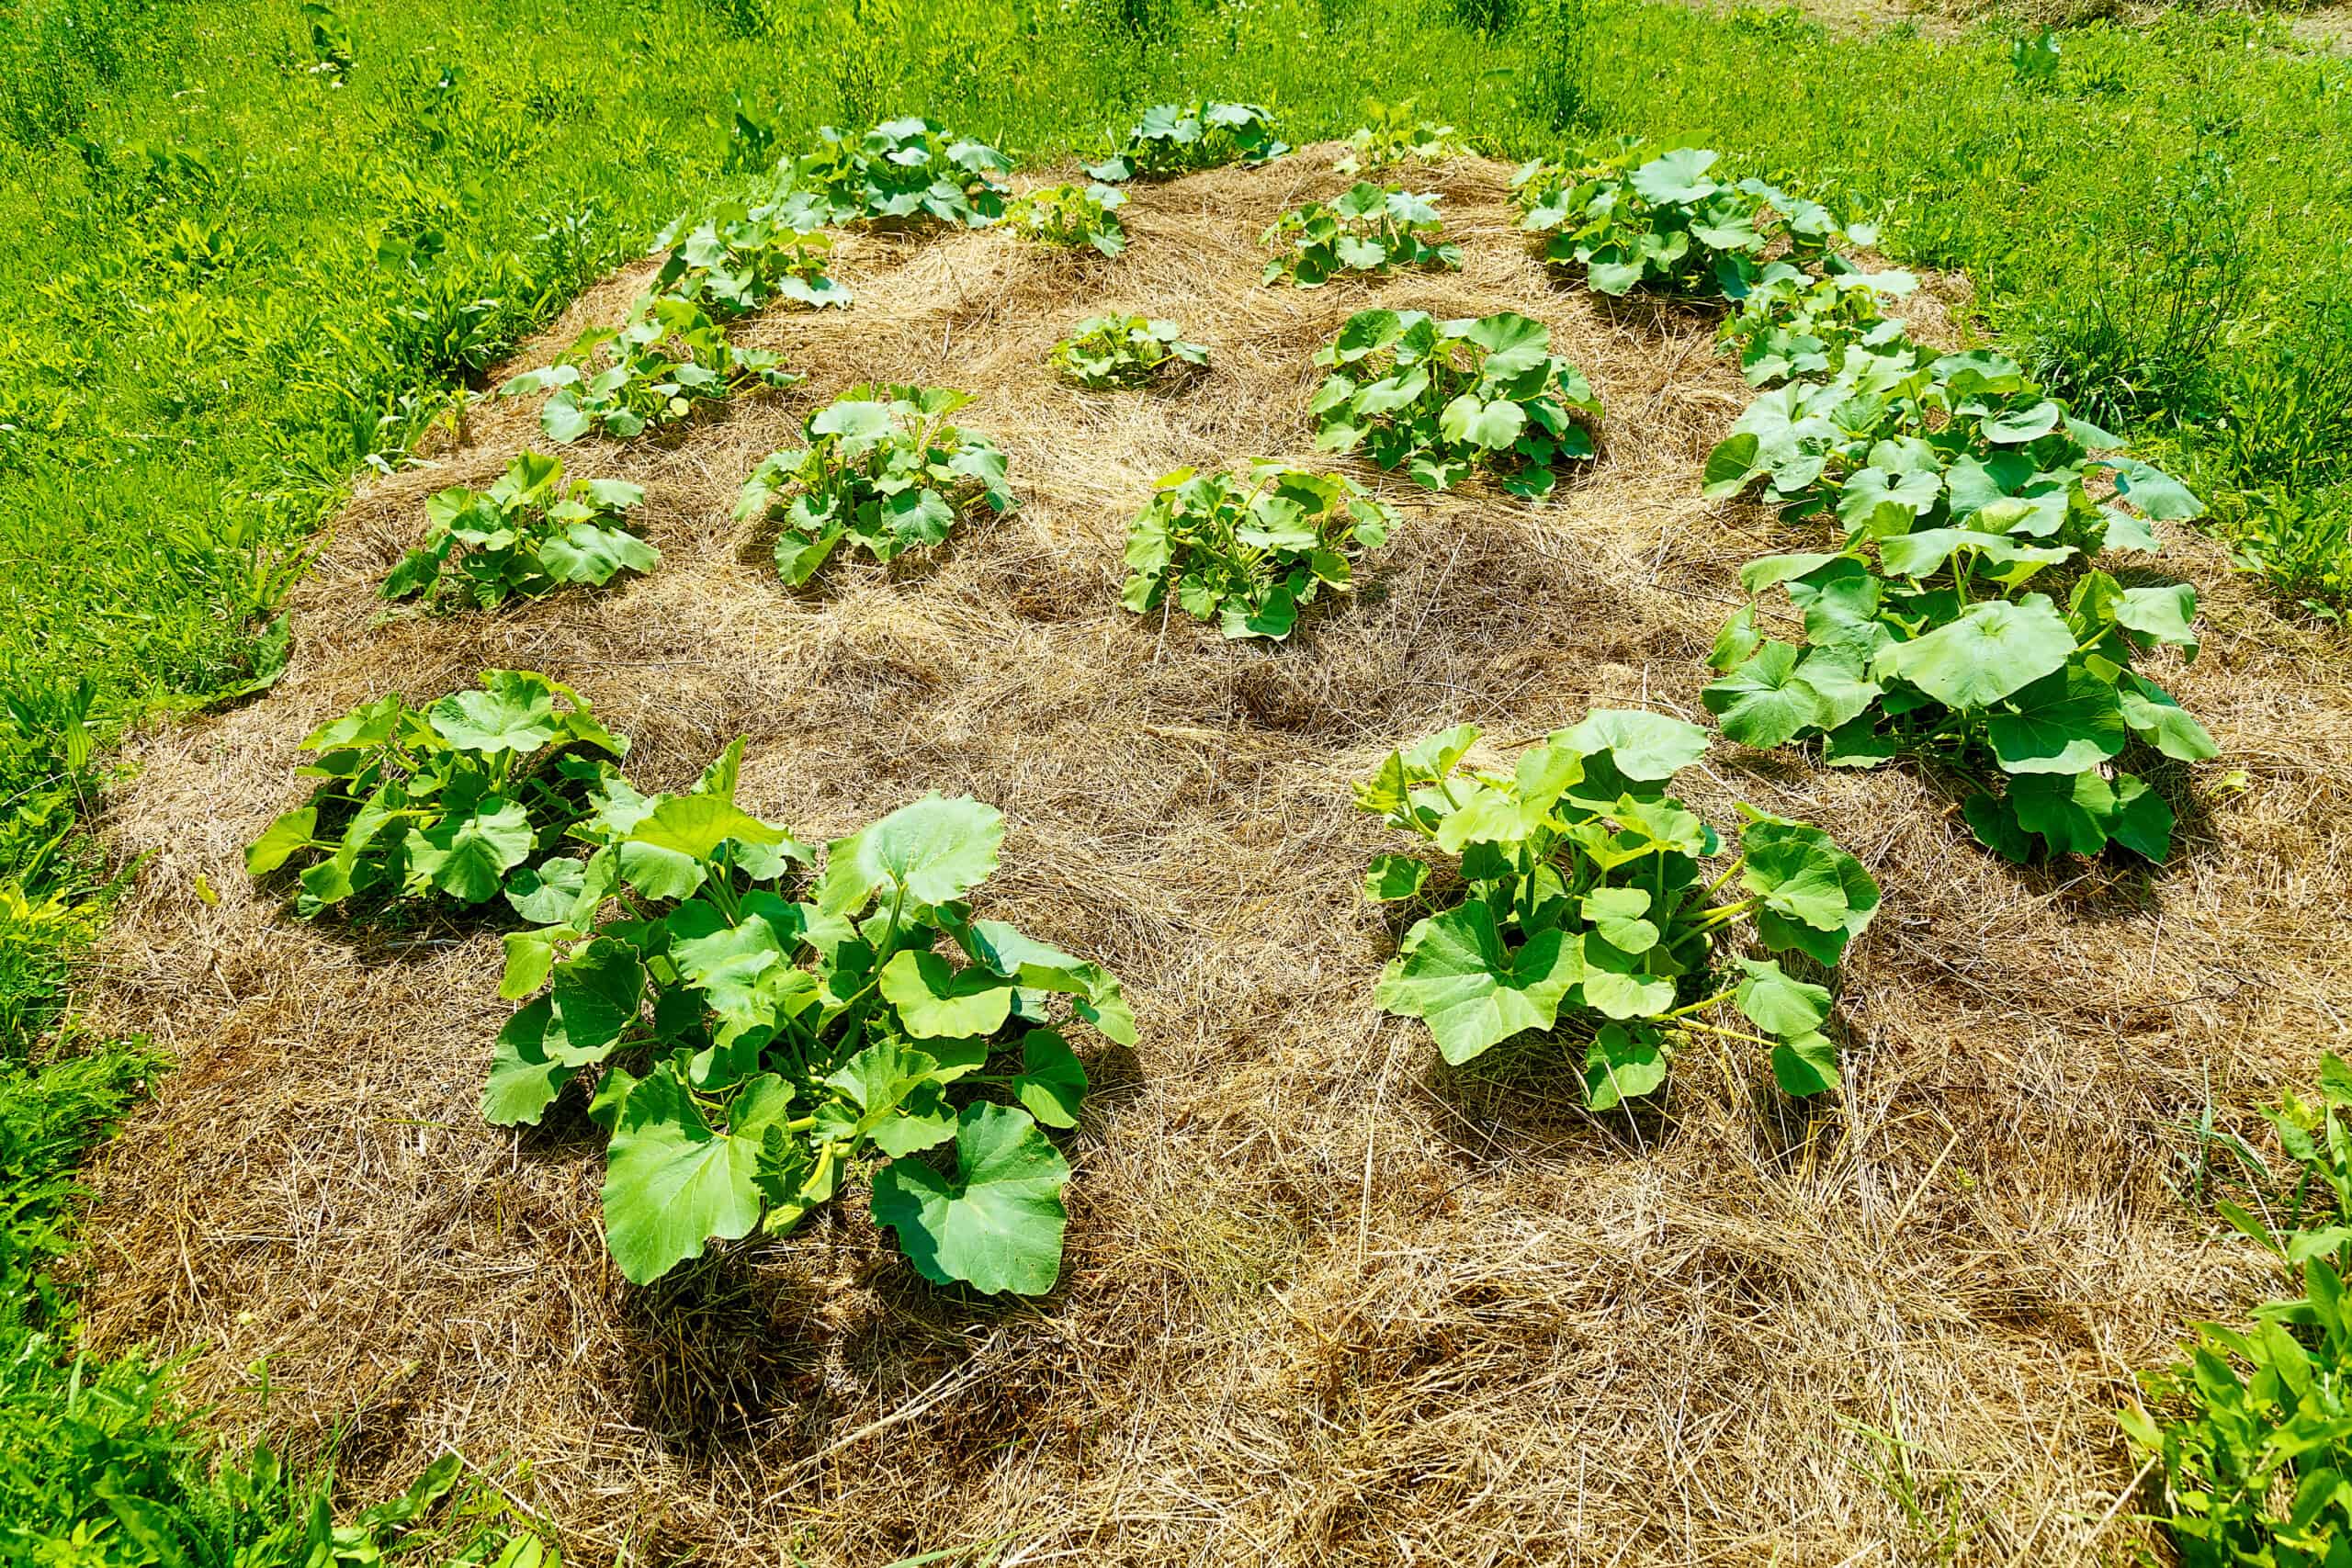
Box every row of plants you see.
[246,677,1131,1291]
[415,297,1608,641]
[245,670,1885,1280]
[488,105,1502,464]
[1513,141,2329,1561]
[458,106,1497,625]
[1506,141,2213,865]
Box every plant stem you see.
[1668,986,1738,1020]
[1670,1018,1779,1048]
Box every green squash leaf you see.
[1771,1032,1842,1096]
[1739,818,1881,964]
[245,807,319,876]
[870,1102,1071,1295]
[1732,956,1832,1036]
[601,1068,770,1285]
[1374,899,1582,1065]
[1011,1028,1088,1129]
[406,796,534,903]
[1985,664,2128,776]
[481,999,575,1127]
[1555,708,1709,780]
[1363,853,1432,902]
[821,795,1004,911]
[1883,597,2075,710]
[879,948,1018,1039]
[1583,1023,1668,1111]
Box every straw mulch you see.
[71,149,2352,1566]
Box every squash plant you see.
[1718,261,1915,388]
[650,200,852,316]
[1120,462,1397,640]
[777,118,1012,230]
[1702,343,2214,861]
[738,384,1013,585]
[483,757,1136,1292]
[245,671,628,921]
[1261,184,1461,288]
[1086,101,1288,183]
[1049,314,1208,389]
[1513,144,1871,301]
[1311,309,1603,495]
[1360,711,1880,1104]
[1336,99,1466,175]
[1004,182,1127,258]
[383,452,655,610]
[498,295,797,443]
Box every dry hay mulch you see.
[71,148,2352,1566]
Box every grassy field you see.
[3,0,2348,1556]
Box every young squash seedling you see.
[245,671,628,921]
[650,200,852,315]
[1121,462,1398,640]
[1086,101,1289,183]
[1311,308,1602,495]
[1336,98,1468,175]
[382,451,655,610]
[1262,184,1461,288]
[777,118,1012,230]
[498,294,797,443]
[1359,711,1880,1106]
[738,384,1014,585]
[1049,314,1208,389]
[1004,182,1128,257]
[1701,342,2213,861]
[483,748,1136,1292]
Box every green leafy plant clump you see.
[382,451,655,610]
[1514,143,1871,300]
[1359,710,1880,1106]
[1701,342,2214,862]
[1261,184,1461,288]
[2123,1054,2352,1565]
[650,200,852,315]
[482,756,1136,1292]
[1048,314,1208,389]
[1004,182,1128,257]
[1311,309,1603,495]
[1120,461,1398,640]
[245,670,628,920]
[1086,101,1289,184]
[1719,261,1916,388]
[777,118,1013,230]
[737,384,1013,586]
[1336,98,1468,176]
[498,294,797,444]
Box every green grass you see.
[0,0,2346,1549]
